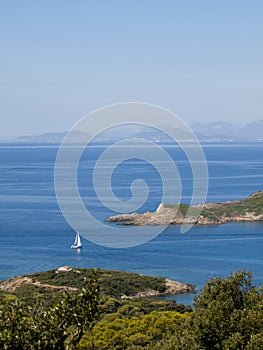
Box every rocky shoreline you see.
[107,191,263,226]
[120,279,195,299]
[0,276,78,293]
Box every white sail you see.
[71,232,82,249]
[76,232,81,247]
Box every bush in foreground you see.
[150,270,263,350]
[0,271,100,350]
[0,270,262,349]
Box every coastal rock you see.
[56,265,72,273]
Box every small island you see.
[107,190,263,226]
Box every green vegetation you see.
[79,311,189,349]
[165,191,263,222]
[149,270,263,350]
[2,269,166,305]
[31,268,166,296]
[0,271,100,350]
[0,269,262,349]
[201,191,263,221]
[163,203,189,216]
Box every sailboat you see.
[71,232,82,249]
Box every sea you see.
[0,141,263,305]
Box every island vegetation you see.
[107,190,263,226]
[0,269,194,305]
[0,269,262,349]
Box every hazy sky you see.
[1,0,263,138]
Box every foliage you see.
[201,191,263,220]
[150,270,263,350]
[79,310,189,349]
[1,269,262,350]
[1,269,166,306]
[101,297,191,319]
[165,191,263,221]
[31,268,166,299]
[78,290,191,349]
[0,271,100,350]
[96,270,166,297]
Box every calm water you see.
[0,142,263,305]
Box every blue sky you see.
[0,0,263,137]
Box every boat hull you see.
[71,244,82,249]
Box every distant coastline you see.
[3,119,263,143]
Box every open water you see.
[0,142,263,304]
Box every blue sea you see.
[0,142,263,305]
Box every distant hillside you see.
[15,130,89,143]
[12,125,172,143]
[5,118,263,143]
[192,119,263,140]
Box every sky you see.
[0,0,263,138]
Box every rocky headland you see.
[106,190,263,226]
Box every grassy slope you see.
[163,191,263,221]
[201,191,263,220]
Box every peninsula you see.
[107,190,263,226]
[0,268,195,303]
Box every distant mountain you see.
[16,131,67,143]
[14,130,90,143]
[191,121,239,138]
[13,125,172,144]
[238,120,263,139]
[6,119,263,143]
[191,119,263,141]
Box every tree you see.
[79,310,188,349]
[150,270,263,350]
[188,270,262,349]
[0,270,100,349]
